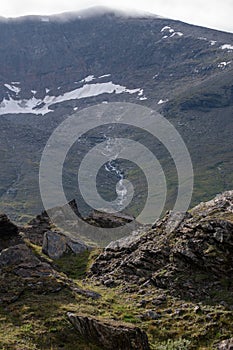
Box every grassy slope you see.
[0,247,232,350]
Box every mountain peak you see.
[0,6,161,23]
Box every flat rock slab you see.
[67,313,150,350]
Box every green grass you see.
[54,249,101,280]
[0,248,232,349]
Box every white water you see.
[102,136,128,210]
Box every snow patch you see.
[221,44,233,50]
[170,32,183,37]
[0,96,48,115]
[210,40,217,46]
[218,61,231,68]
[99,74,111,79]
[0,81,143,116]
[80,75,95,83]
[161,26,174,33]
[162,27,183,39]
[158,99,168,105]
[4,84,21,95]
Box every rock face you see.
[86,210,136,228]
[90,191,233,303]
[24,210,52,245]
[22,199,81,246]
[106,225,150,250]
[0,214,22,251]
[217,338,233,350]
[67,313,150,350]
[0,243,65,303]
[23,200,90,257]
[42,230,88,259]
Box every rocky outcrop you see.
[217,338,233,350]
[22,200,90,258]
[105,228,146,250]
[22,210,52,245]
[86,210,136,228]
[67,313,150,350]
[90,191,233,303]
[0,243,65,303]
[0,214,22,251]
[42,230,88,259]
[22,199,81,246]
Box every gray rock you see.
[42,230,88,259]
[72,287,101,300]
[152,294,167,306]
[191,190,233,218]
[160,211,190,234]
[106,226,148,251]
[67,313,150,350]
[217,338,233,350]
[90,191,233,302]
[0,244,40,267]
[141,310,161,320]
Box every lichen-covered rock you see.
[42,230,88,259]
[0,243,39,267]
[106,225,149,251]
[0,243,64,303]
[67,313,150,350]
[217,338,233,350]
[90,191,233,303]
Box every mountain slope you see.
[0,8,233,222]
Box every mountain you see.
[0,7,233,223]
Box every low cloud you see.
[1,0,233,33]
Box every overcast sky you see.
[1,0,233,33]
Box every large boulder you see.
[67,313,150,350]
[42,230,88,259]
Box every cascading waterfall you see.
[101,135,128,211]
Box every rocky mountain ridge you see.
[0,190,232,348]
